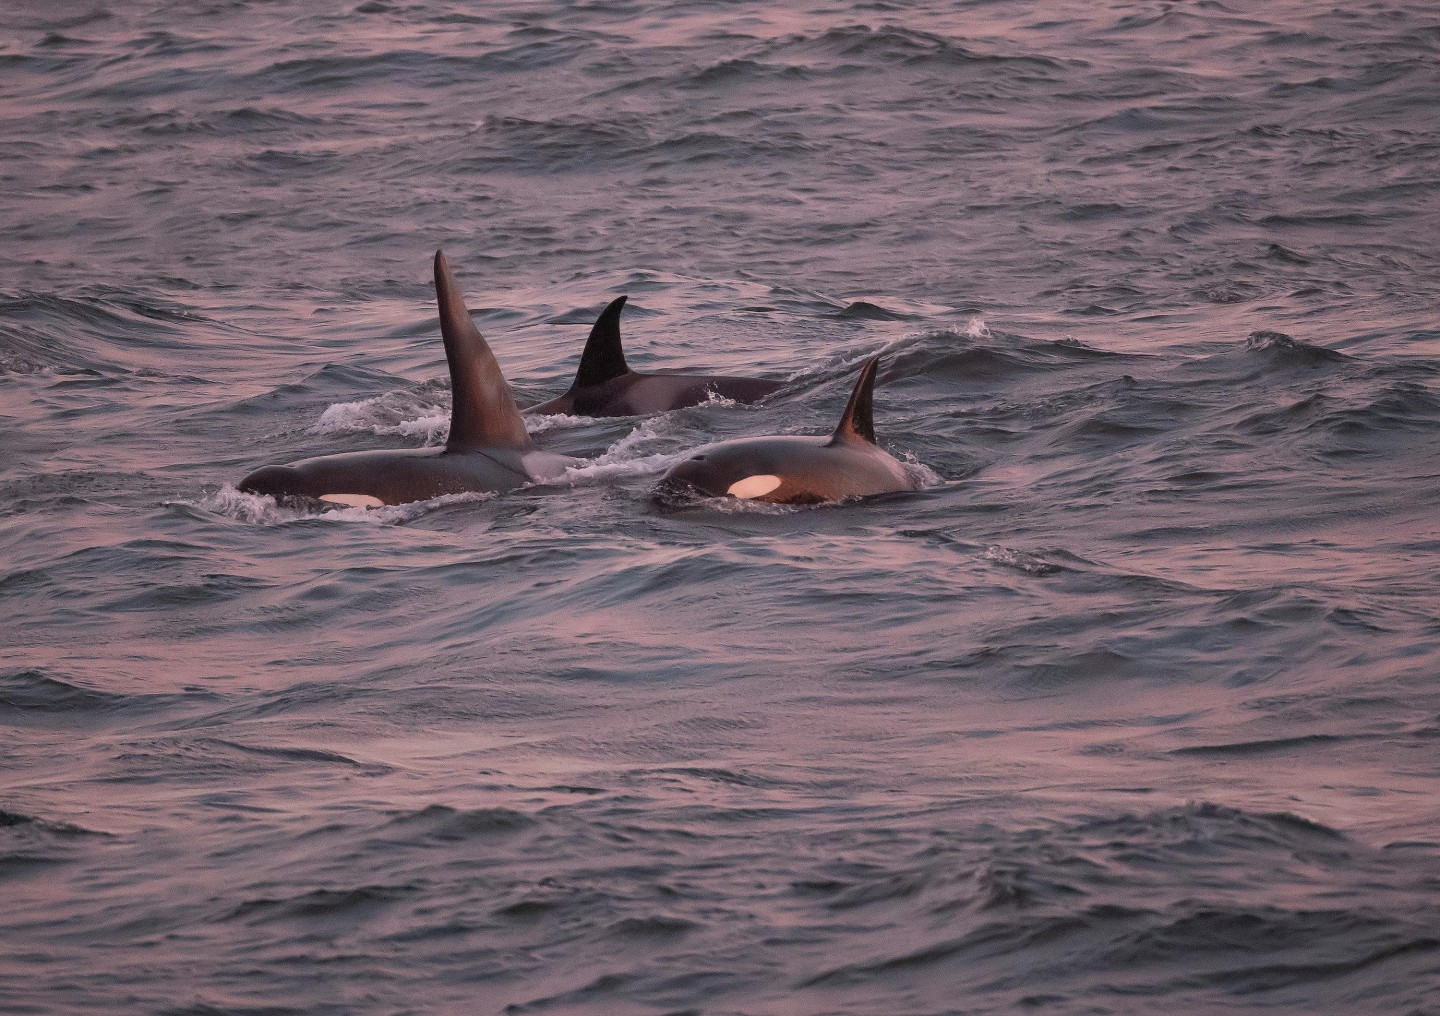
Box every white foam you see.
[702,494,796,515]
[309,393,450,445]
[900,455,945,489]
[596,416,680,460]
[982,545,1060,575]
[563,450,691,486]
[560,417,691,486]
[197,484,301,525]
[700,390,739,409]
[522,411,592,434]
[311,394,594,443]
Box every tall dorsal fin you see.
[571,295,631,389]
[829,355,880,445]
[433,250,533,452]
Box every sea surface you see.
[3,2,1440,1013]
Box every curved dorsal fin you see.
[572,295,631,389]
[829,355,880,445]
[433,250,533,452]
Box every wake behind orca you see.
[527,295,784,417]
[651,356,920,507]
[238,252,576,507]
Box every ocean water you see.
[3,2,1440,1013]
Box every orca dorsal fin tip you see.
[572,295,632,389]
[432,250,533,452]
[830,355,880,445]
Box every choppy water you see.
[4,2,1440,1013]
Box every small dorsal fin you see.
[572,295,631,389]
[433,250,533,452]
[829,355,880,445]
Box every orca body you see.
[239,252,576,507]
[651,356,920,507]
[528,296,784,417]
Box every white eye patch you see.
[726,474,783,499]
[318,493,385,509]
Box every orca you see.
[238,251,577,507]
[651,355,921,507]
[527,295,784,416]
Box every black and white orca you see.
[239,252,576,507]
[651,356,920,506]
[528,296,784,417]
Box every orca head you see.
[238,464,306,501]
[652,446,788,508]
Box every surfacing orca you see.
[527,295,784,417]
[651,355,920,507]
[238,251,576,508]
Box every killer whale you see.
[238,251,577,507]
[651,355,921,507]
[527,295,784,417]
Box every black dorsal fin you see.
[829,355,880,445]
[433,250,533,452]
[572,295,631,389]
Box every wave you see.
[0,807,109,838]
[106,735,387,784]
[378,803,538,842]
[1232,379,1440,454]
[0,805,111,879]
[1245,329,1350,366]
[247,33,599,96]
[1170,733,1359,758]
[765,24,1066,73]
[0,293,198,375]
[829,300,923,322]
[657,23,1066,95]
[791,800,1429,1001]
[674,57,808,90]
[0,668,214,718]
[114,105,329,138]
[224,884,416,925]
[204,738,376,770]
[874,326,1128,384]
[477,114,650,172]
